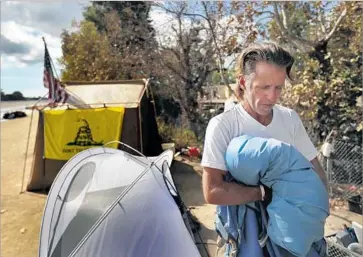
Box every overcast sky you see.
[1,1,90,97]
[0,1,178,97]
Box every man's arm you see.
[310,157,328,189]
[202,167,262,205]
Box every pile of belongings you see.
[326,222,363,256]
[3,111,27,119]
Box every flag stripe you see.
[43,41,68,104]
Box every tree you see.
[269,2,348,76]
[1,91,26,101]
[83,1,157,79]
[316,3,362,144]
[59,21,114,81]
[267,2,362,144]
[152,2,216,128]
[153,1,259,130]
[211,70,236,85]
[12,91,25,100]
[158,1,263,93]
[83,1,154,36]
[60,1,159,81]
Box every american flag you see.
[43,40,68,104]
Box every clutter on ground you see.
[326,221,363,256]
[2,111,27,120]
[177,146,201,158]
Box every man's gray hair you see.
[234,42,295,100]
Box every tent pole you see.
[42,111,47,193]
[145,79,158,118]
[33,92,48,107]
[20,108,35,194]
[138,106,144,154]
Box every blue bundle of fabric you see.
[224,134,329,257]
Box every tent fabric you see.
[64,81,145,107]
[44,107,125,160]
[26,79,163,191]
[39,147,200,257]
[224,134,329,257]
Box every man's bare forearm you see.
[202,167,262,205]
[207,181,261,205]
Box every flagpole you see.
[42,37,60,81]
[42,36,71,104]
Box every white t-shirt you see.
[201,103,318,171]
[224,99,237,112]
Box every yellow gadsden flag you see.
[44,107,125,160]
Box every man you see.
[201,42,327,255]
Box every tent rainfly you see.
[38,146,201,257]
[26,79,163,191]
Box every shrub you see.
[157,118,203,151]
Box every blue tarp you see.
[222,134,329,257]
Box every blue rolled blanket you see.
[225,134,329,257]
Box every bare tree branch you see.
[272,2,347,52]
[163,2,234,92]
[200,2,235,94]
[318,9,327,34]
[157,51,188,81]
[152,2,221,122]
[176,11,185,59]
[259,10,275,16]
[324,7,347,41]
[156,2,209,21]
[256,16,274,24]
[273,3,315,51]
[166,47,182,62]
[281,3,288,29]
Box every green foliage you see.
[58,1,362,145]
[157,117,202,150]
[60,1,158,81]
[83,1,153,34]
[211,70,236,85]
[277,2,362,144]
[1,91,25,101]
[82,1,157,79]
[59,21,113,81]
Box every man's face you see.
[242,61,286,116]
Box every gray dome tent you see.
[38,146,201,257]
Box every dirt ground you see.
[1,113,362,257]
[170,157,219,256]
[1,111,46,257]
